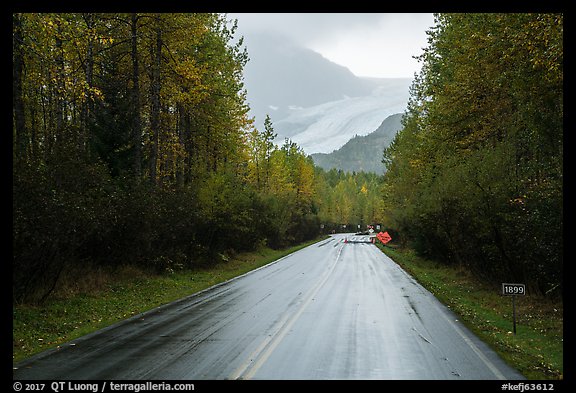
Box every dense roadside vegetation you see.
[381,13,563,297]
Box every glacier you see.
[273,78,412,154]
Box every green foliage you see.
[382,13,562,296]
[13,14,338,304]
[245,121,322,248]
[12,13,255,303]
[313,168,384,229]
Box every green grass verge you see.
[376,243,563,380]
[13,237,327,365]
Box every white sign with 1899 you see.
[502,283,525,296]
[501,283,525,335]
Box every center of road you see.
[229,242,345,379]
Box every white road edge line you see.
[436,309,508,380]
[376,246,509,380]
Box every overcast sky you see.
[228,13,436,78]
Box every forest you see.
[13,13,562,304]
[381,14,563,296]
[12,13,383,304]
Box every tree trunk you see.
[149,20,162,185]
[55,21,65,137]
[82,13,95,157]
[13,13,27,161]
[131,13,142,177]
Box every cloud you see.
[229,13,435,78]
[307,14,435,77]
[230,13,386,46]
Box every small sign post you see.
[502,283,525,335]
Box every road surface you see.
[14,234,524,380]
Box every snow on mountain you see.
[238,31,412,155]
[273,78,411,154]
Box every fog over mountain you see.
[242,32,412,154]
[243,33,375,122]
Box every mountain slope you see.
[243,33,375,124]
[310,113,403,174]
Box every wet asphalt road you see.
[14,234,524,380]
